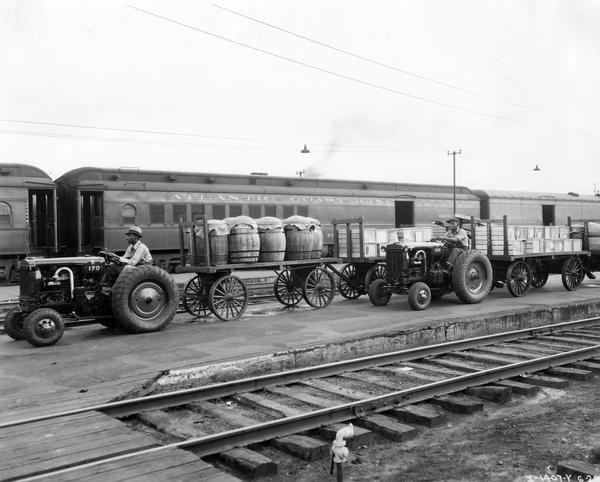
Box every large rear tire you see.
[452,250,492,304]
[4,307,25,340]
[111,265,179,333]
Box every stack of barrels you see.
[191,215,323,265]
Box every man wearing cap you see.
[101,226,153,287]
[440,218,468,249]
[119,226,153,266]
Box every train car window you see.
[264,204,277,217]
[149,204,165,224]
[191,204,205,221]
[283,205,294,218]
[249,205,261,218]
[212,204,226,219]
[120,203,136,225]
[172,204,187,224]
[229,204,242,217]
[297,205,309,217]
[0,202,11,225]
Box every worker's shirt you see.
[119,240,153,266]
[445,227,469,249]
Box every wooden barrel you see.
[258,230,286,262]
[284,226,313,260]
[209,232,229,265]
[193,220,229,265]
[229,226,260,263]
[307,218,323,259]
[257,217,285,262]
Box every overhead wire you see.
[0,128,403,153]
[126,4,590,135]
[212,3,545,114]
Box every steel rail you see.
[17,343,600,481]
[2,316,599,429]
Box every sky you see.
[1,0,600,194]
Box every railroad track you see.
[3,317,600,481]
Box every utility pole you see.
[447,149,461,216]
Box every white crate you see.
[398,228,415,242]
[525,239,541,253]
[572,239,583,251]
[364,243,380,258]
[387,229,399,243]
[363,229,377,243]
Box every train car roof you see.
[0,163,55,187]
[55,166,478,199]
[473,189,600,203]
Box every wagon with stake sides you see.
[475,215,591,297]
[177,217,341,321]
[324,217,388,300]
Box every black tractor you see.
[4,253,179,347]
[368,240,492,310]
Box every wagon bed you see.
[471,215,590,297]
[177,219,342,321]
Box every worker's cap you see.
[447,217,459,223]
[125,225,143,237]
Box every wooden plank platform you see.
[0,411,239,481]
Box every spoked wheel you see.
[209,275,249,321]
[365,263,386,290]
[22,308,65,347]
[506,261,531,297]
[303,267,335,308]
[530,262,549,288]
[562,257,585,291]
[338,264,363,299]
[274,269,303,306]
[182,275,212,318]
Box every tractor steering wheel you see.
[99,251,123,265]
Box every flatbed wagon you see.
[326,217,387,300]
[177,219,341,321]
[472,215,590,297]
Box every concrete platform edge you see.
[146,299,600,395]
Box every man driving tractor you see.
[439,217,468,249]
[101,225,153,288]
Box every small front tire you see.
[408,282,431,310]
[22,308,65,347]
[4,307,25,340]
[368,278,391,306]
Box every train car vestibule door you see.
[28,189,55,252]
[395,200,414,227]
[80,191,104,253]
[542,205,555,226]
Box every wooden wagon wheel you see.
[506,260,531,297]
[274,269,303,306]
[530,261,549,288]
[209,275,248,321]
[561,257,584,291]
[338,264,362,299]
[303,267,335,308]
[365,263,386,290]
[182,275,212,318]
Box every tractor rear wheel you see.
[111,265,179,333]
[452,250,492,304]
